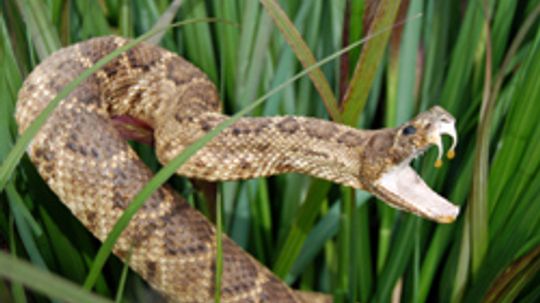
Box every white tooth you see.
[439,120,458,152]
[431,134,443,161]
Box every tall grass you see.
[1,1,540,302]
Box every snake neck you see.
[155,112,396,190]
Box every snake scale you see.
[15,36,459,302]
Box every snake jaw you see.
[373,166,459,223]
[371,109,459,223]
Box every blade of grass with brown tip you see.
[147,0,183,45]
[260,0,341,122]
[341,0,402,126]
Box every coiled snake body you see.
[16,36,459,302]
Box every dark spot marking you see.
[90,147,99,158]
[252,119,271,134]
[66,142,78,153]
[202,122,212,131]
[199,115,225,132]
[275,163,294,171]
[101,59,123,78]
[42,162,56,177]
[167,57,196,85]
[337,131,366,147]
[65,140,88,156]
[160,203,190,226]
[69,133,79,143]
[193,160,206,169]
[174,113,195,124]
[199,119,215,132]
[76,146,90,159]
[112,191,128,209]
[182,83,220,109]
[209,259,217,296]
[146,261,157,280]
[134,220,159,244]
[33,146,54,161]
[304,119,337,139]
[77,88,100,105]
[112,167,128,184]
[165,242,207,256]
[367,131,393,153]
[48,77,65,92]
[276,117,299,134]
[57,60,75,71]
[230,120,252,136]
[239,159,251,170]
[25,83,36,92]
[127,51,151,72]
[79,37,121,64]
[303,149,329,159]
[256,143,270,152]
[116,249,128,259]
[86,211,97,222]
[232,127,242,136]
[131,90,144,104]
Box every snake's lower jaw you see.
[373,165,459,223]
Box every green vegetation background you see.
[1,0,540,302]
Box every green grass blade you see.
[235,0,259,104]
[285,191,371,284]
[119,0,134,38]
[260,0,341,122]
[8,217,28,303]
[214,0,240,100]
[180,1,217,82]
[73,0,111,38]
[469,3,492,276]
[6,182,47,268]
[484,245,540,302]
[272,180,332,278]
[372,217,417,302]
[437,1,484,114]
[341,0,402,126]
[335,188,353,302]
[147,0,183,44]
[113,248,132,303]
[235,10,273,110]
[0,251,113,303]
[16,0,62,58]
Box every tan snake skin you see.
[15,36,459,302]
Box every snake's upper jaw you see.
[373,165,459,223]
[372,110,459,223]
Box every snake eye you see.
[402,125,416,135]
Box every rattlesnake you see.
[15,36,459,302]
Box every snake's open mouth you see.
[373,116,459,223]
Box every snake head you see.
[391,105,457,167]
[364,106,459,223]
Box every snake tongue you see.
[373,165,459,223]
